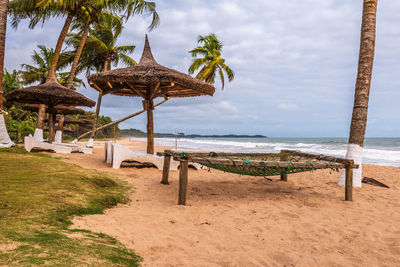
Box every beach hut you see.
[5,77,95,143]
[87,35,215,154]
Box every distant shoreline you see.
[120,129,267,138]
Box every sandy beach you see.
[65,139,400,266]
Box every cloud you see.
[4,0,400,137]
[277,103,299,111]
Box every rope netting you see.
[201,161,318,177]
[172,151,339,177]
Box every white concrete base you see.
[106,142,201,170]
[338,143,363,187]
[33,128,44,142]
[24,136,92,154]
[87,138,94,148]
[54,130,62,143]
[0,114,14,148]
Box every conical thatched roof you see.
[87,35,215,98]
[5,77,95,108]
[22,104,86,115]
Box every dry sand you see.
[63,139,400,266]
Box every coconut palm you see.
[3,69,21,94]
[19,45,82,88]
[0,0,14,147]
[9,0,101,134]
[188,33,234,89]
[339,0,379,188]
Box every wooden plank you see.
[280,173,288,181]
[345,166,353,201]
[161,155,171,185]
[178,160,189,205]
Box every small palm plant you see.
[188,33,234,89]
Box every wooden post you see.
[345,165,353,201]
[280,173,288,181]
[48,109,56,143]
[178,160,189,205]
[161,155,171,185]
[145,99,154,154]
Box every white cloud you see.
[277,103,299,111]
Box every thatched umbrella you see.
[88,35,215,153]
[5,77,95,143]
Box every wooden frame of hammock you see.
[157,150,357,205]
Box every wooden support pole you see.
[345,165,353,201]
[178,160,189,205]
[145,99,154,154]
[280,173,288,181]
[58,115,65,131]
[48,109,56,143]
[161,155,171,185]
[90,91,103,139]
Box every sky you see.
[4,0,400,137]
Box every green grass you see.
[0,147,141,266]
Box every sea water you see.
[130,137,400,167]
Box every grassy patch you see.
[0,148,141,266]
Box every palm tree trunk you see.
[339,0,378,187]
[0,0,6,111]
[66,24,89,89]
[34,14,73,141]
[46,13,73,81]
[0,0,14,148]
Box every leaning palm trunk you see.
[0,0,14,147]
[55,24,90,143]
[339,0,378,187]
[74,97,168,141]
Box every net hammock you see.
[168,151,342,177]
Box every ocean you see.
[130,137,400,167]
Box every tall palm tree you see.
[0,0,14,147]
[188,33,234,89]
[66,15,138,144]
[339,0,378,187]
[9,0,96,137]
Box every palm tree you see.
[339,0,378,188]
[3,69,21,94]
[67,15,138,144]
[0,0,14,147]
[19,45,82,88]
[9,0,96,137]
[188,33,234,89]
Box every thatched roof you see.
[88,35,215,98]
[22,104,86,115]
[5,77,95,108]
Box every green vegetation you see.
[0,147,141,266]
